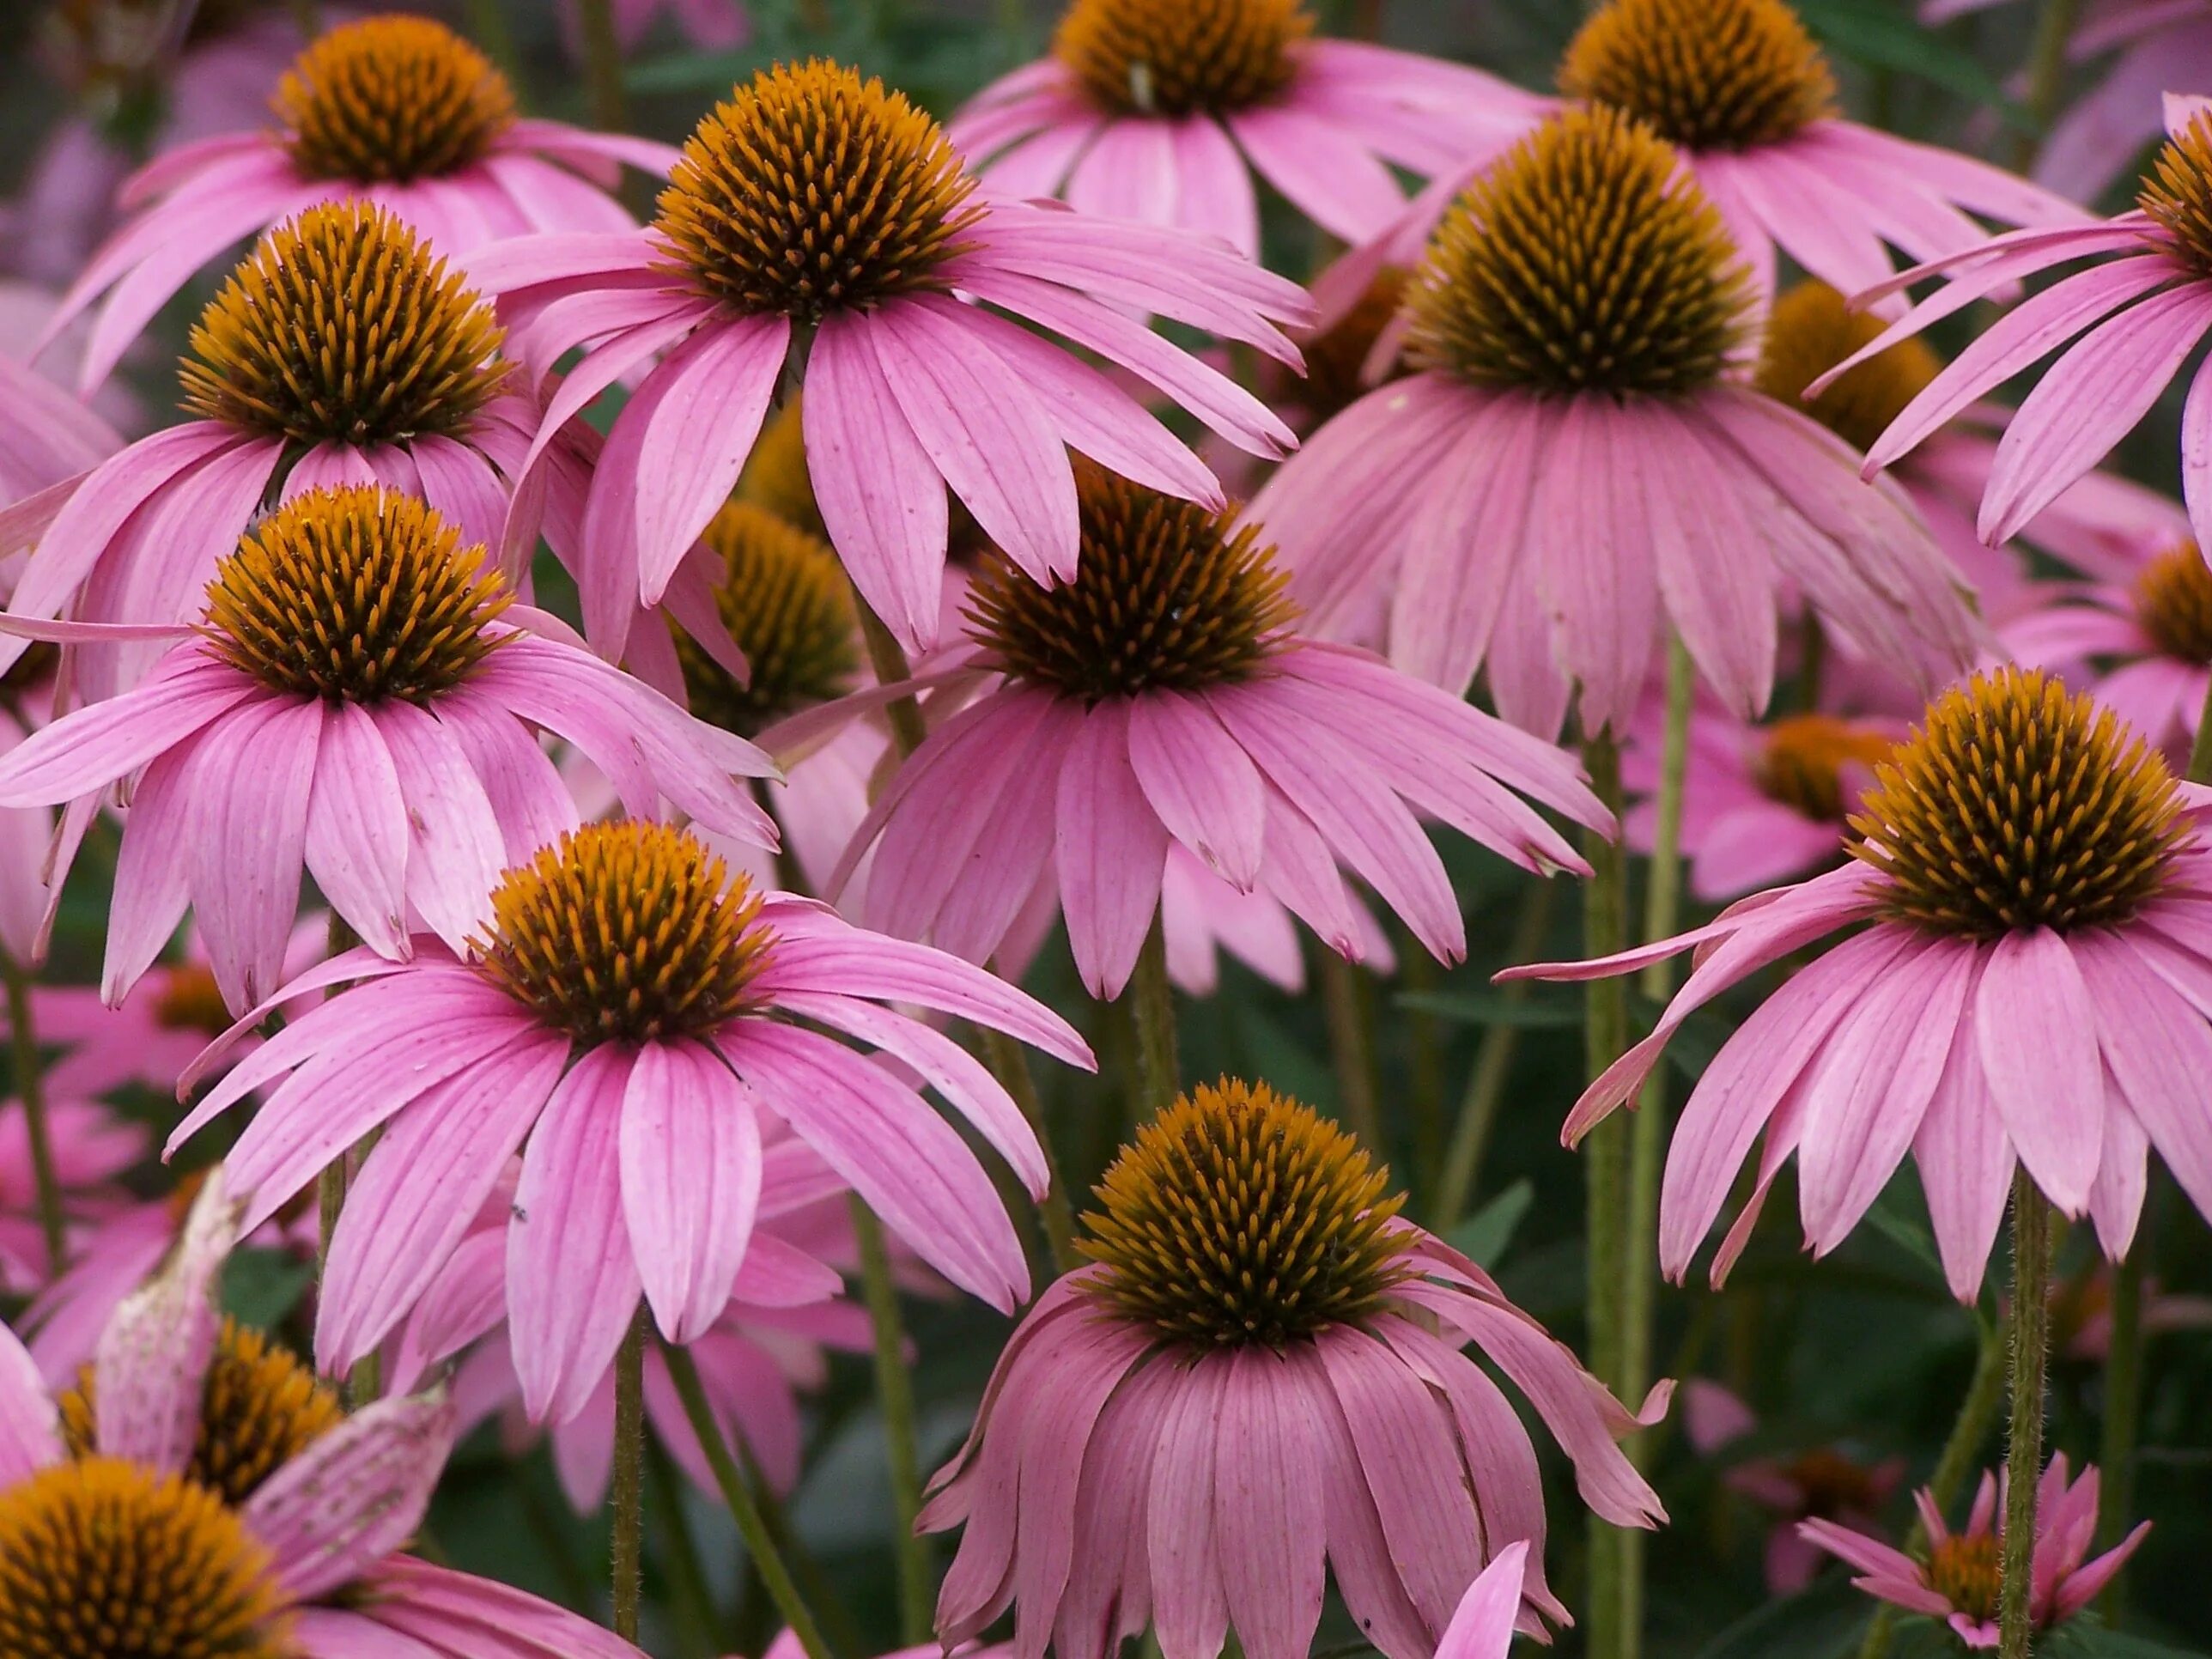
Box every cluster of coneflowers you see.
[0,0,2203,1656]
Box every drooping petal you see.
[619,1038,764,1345]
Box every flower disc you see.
[276,14,516,183]
[675,502,860,734]
[1560,0,1837,152]
[2135,542,2212,665]
[1053,0,1310,116]
[1754,281,1940,455]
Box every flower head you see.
[1559,0,1835,151]
[169,817,1093,1417]
[827,468,1608,994]
[1504,665,2212,1299]
[1054,0,1309,114]
[675,501,861,736]
[921,1079,1667,1659]
[1802,1456,2149,1648]
[276,15,517,185]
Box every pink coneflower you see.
[921,1079,1667,1659]
[0,203,597,708]
[2003,536,2212,762]
[1255,107,1981,739]
[388,1153,867,1508]
[0,349,117,513]
[825,465,1608,996]
[1801,1457,2149,1649]
[2048,1261,2212,1360]
[0,1096,144,1296]
[1501,667,2212,1300]
[0,701,58,969]
[946,0,1544,258]
[562,0,752,55]
[468,58,1311,657]
[0,1177,642,1658]
[1622,702,1899,902]
[169,817,1092,1414]
[0,486,775,1013]
[1823,94,2212,552]
[40,12,675,390]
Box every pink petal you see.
[1147,1355,1232,1659]
[93,1176,233,1475]
[304,702,413,958]
[243,1393,456,1601]
[619,1038,764,1345]
[1055,699,1170,998]
[0,1322,60,1484]
[1212,1346,1328,1659]
[1126,690,1267,890]
[1977,927,2103,1213]
[372,701,507,953]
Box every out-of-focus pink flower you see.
[1258,109,1981,740]
[469,58,1312,658]
[1622,700,1899,902]
[921,1079,1666,1659]
[948,4,1544,258]
[40,12,675,391]
[1503,667,2212,1300]
[1802,1456,2149,1648]
[823,466,1607,998]
[0,1176,645,1657]
[0,1096,145,1297]
[2049,1260,2212,1360]
[1825,94,2212,554]
[562,0,752,56]
[0,488,775,1013]
[168,817,1094,1416]
[0,352,118,514]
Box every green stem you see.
[1433,881,1556,1229]
[2187,673,2212,783]
[461,0,524,94]
[2097,1251,2142,1621]
[1580,730,1632,1659]
[648,1442,723,1659]
[3,953,64,1278]
[1318,951,1385,1154]
[1127,917,1181,1124]
[610,1311,647,1642]
[852,586,928,758]
[850,1196,933,1645]
[664,1341,836,1659]
[574,0,628,134]
[978,1024,1080,1271]
[2015,0,2083,169]
[2000,1176,2053,1659]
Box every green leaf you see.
[1393,989,1583,1030]
[1445,1179,1534,1267]
[220,1249,314,1332]
[2047,1626,2212,1659]
[1792,0,2031,127]
[1689,1577,1871,1659]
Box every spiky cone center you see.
[180,202,508,447]
[655,59,987,319]
[472,822,777,1048]
[205,486,511,705]
[1754,280,1941,455]
[0,1456,289,1658]
[154,965,238,1035]
[1928,1531,2002,1624]
[1053,0,1310,116]
[1559,0,1837,152]
[969,468,1298,702]
[674,503,860,735]
[60,1320,344,1510]
[1786,1449,1886,1517]
[2134,541,2212,665]
[1403,106,1754,397]
[1754,714,1895,823]
[275,15,516,184]
[2140,112,2212,278]
[1080,1078,1413,1348]
[1851,669,2190,939]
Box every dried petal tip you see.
[473,821,777,1047]
[656,59,984,319]
[1405,106,1753,397]
[1561,0,1837,152]
[676,502,860,735]
[969,465,1297,702]
[1053,0,1311,116]
[1080,1077,1411,1347]
[1853,667,2189,938]
[0,1457,289,1658]
[277,13,517,184]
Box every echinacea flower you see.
[2003,536,2212,761]
[1502,666,2212,1300]
[40,12,675,390]
[2048,1260,2212,1360]
[468,58,1312,657]
[826,465,1609,996]
[946,0,1545,258]
[0,1177,643,1657]
[0,1096,144,1294]
[562,0,752,57]
[170,817,1093,1417]
[920,1079,1668,1659]
[1822,94,2212,552]
[0,486,775,1012]
[1801,1456,2149,1649]
[0,203,588,708]
[1622,702,1898,902]
[0,348,116,512]
[1255,107,1981,739]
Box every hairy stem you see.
[1127,917,1181,1124]
[1319,951,1385,1154]
[2098,1249,2143,1620]
[2001,1176,2053,1659]
[610,1311,647,1642]
[851,1196,933,1644]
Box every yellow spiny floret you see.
[969,464,1297,701]
[1053,0,1310,115]
[1560,0,1837,152]
[474,822,777,1046]
[1754,280,1941,455]
[2133,542,2212,665]
[674,502,860,736]
[1753,714,1897,824]
[0,1457,289,1658]
[1081,1078,1412,1348]
[1852,668,2189,938]
[2141,111,2212,277]
[276,14,516,183]
[1403,106,1753,397]
[656,60,984,319]
[181,202,507,447]
[205,486,510,704]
